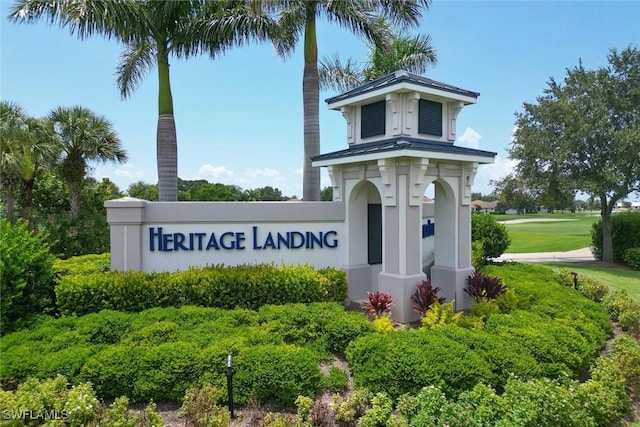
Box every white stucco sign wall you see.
[143,222,344,271]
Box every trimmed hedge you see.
[591,211,640,262]
[0,303,372,405]
[346,264,611,400]
[53,253,111,276]
[56,264,348,316]
[623,247,640,270]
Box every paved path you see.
[495,247,595,263]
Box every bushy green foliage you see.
[471,241,484,271]
[420,301,462,329]
[483,264,612,338]
[623,247,640,270]
[471,214,511,260]
[0,304,370,405]
[346,329,494,399]
[555,269,610,302]
[358,392,394,427]
[591,211,640,261]
[56,264,347,316]
[234,344,321,405]
[334,388,373,425]
[347,264,611,401]
[257,303,374,356]
[178,385,231,427]
[0,219,56,332]
[372,316,395,333]
[322,366,349,393]
[53,253,111,276]
[0,375,162,427]
[393,371,630,427]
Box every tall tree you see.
[48,106,127,219]
[320,25,437,93]
[10,0,279,202]
[511,46,640,262]
[0,101,55,220]
[273,1,431,201]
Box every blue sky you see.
[2,1,639,198]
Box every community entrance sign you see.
[106,70,496,322]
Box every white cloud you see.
[473,156,518,196]
[113,168,144,180]
[458,127,481,148]
[198,164,235,181]
[245,168,280,179]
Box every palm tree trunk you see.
[4,184,16,221]
[302,6,320,201]
[69,181,81,220]
[156,48,178,202]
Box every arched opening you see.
[345,180,382,301]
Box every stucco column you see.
[104,197,147,271]
[378,162,427,323]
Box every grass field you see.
[500,213,599,253]
[541,262,640,301]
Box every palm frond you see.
[376,0,430,30]
[9,0,144,42]
[319,54,364,93]
[324,0,390,52]
[116,40,156,99]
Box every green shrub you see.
[0,376,162,427]
[322,366,349,393]
[471,214,511,260]
[234,344,321,406]
[484,264,612,340]
[601,289,637,321]
[346,329,494,399]
[53,253,111,276]
[317,267,348,302]
[432,325,543,392]
[591,211,640,261]
[257,303,373,355]
[56,264,346,316]
[0,219,56,332]
[499,376,596,427]
[1,304,356,405]
[555,269,609,302]
[420,301,462,329]
[471,241,484,270]
[485,311,595,377]
[178,385,230,427]
[358,392,394,427]
[623,247,640,270]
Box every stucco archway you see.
[343,180,382,302]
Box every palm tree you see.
[0,101,56,220]
[319,28,437,93]
[272,0,431,201]
[10,0,279,201]
[47,106,127,219]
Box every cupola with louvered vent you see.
[325,70,478,146]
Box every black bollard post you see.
[570,271,578,289]
[227,354,235,419]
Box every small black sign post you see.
[227,354,235,419]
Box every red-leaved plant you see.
[464,271,507,302]
[411,279,445,316]
[363,291,393,318]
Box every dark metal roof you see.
[325,71,480,105]
[312,137,496,162]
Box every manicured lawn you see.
[502,215,599,253]
[542,262,640,301]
